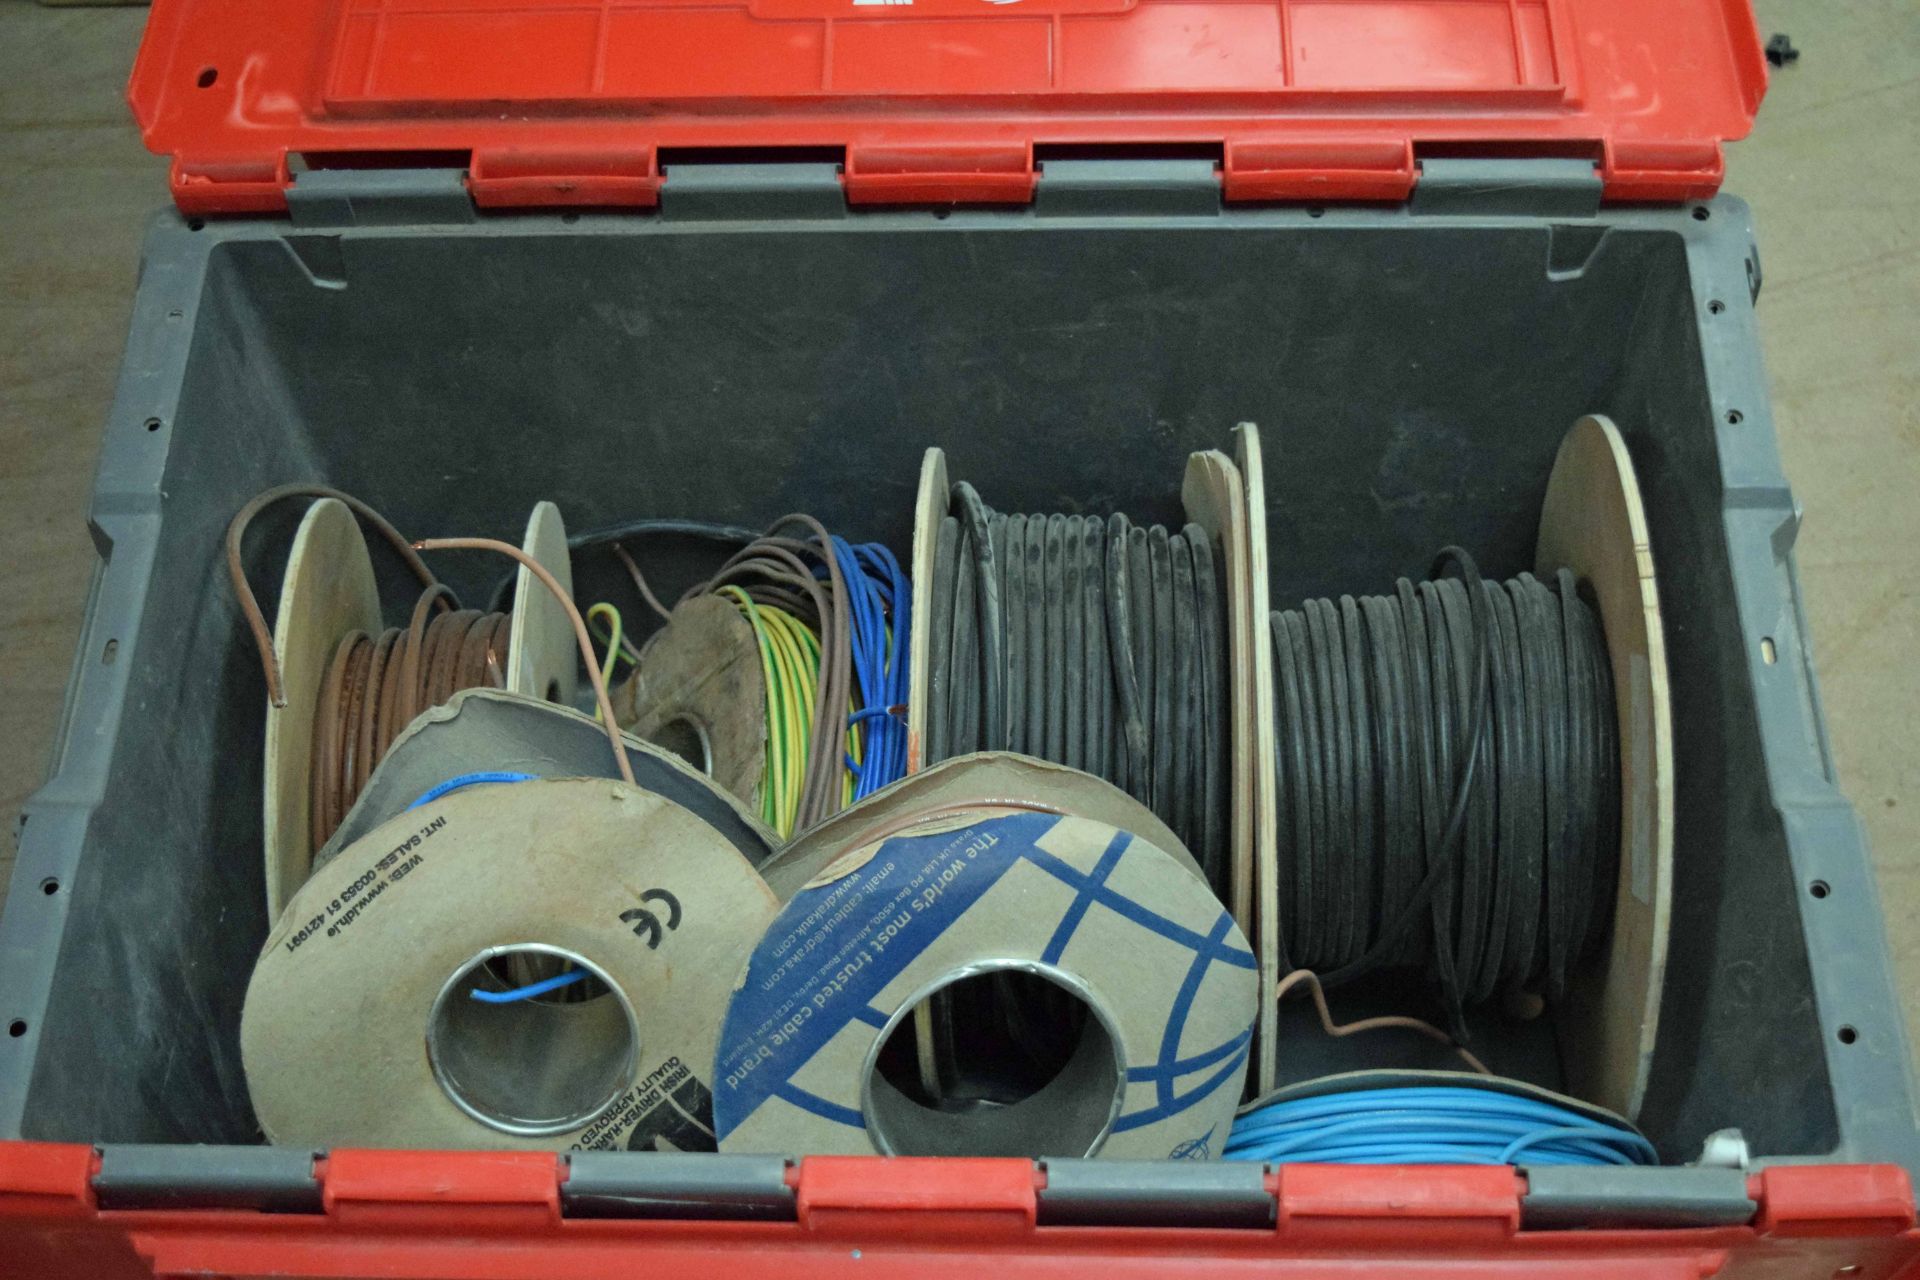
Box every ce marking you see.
[620,888,683,949]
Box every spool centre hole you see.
[651,714,714,775]
[864,963,1121,1158]
[426,944,635,1136]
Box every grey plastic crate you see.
[1,164,1915,1186]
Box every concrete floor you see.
[0,0,1915,1057]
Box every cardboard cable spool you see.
[259,500,576,918]
[713,753,1258,1160]
[244,776,779,1152]
[614,593,768,812]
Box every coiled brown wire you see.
[228,486,516,852]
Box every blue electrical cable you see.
[405,771,537,810]
[469,969,590,1004]
[1225,1086,1657,1167]
[822,536,911,799]
[400,772,578,1005]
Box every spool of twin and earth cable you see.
[1255,416,1672,1121]
[913,464,1235,907]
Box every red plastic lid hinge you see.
[795,1156,1040,1236]
[1752,1165,1917,1239]
[170,153,293,216]
[1222,138,1416,203]
[320,1150,562,1229]
[1602,140,1726,202]
[1273,1164,1524,1241]
[844,143,1036,206]
[0,1142,99,1220]
[469,147,661,210]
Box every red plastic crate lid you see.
[130,0,1768,213]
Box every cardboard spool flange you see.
[712,763,1258,1159]
[260,499,382,920]
[757,751,1213,1110]
[244,778,780,1151]
[615,594,767,812]
[1182,436,1265,1090]
[757,751,1204,900]
[1536,413,1673,1121]
[1230,422,1282,1099]
[506,500,577,705]
[905,447,950,775]
[313,687,779,871]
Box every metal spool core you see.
[861,960,1125,1158]
[426,943,638,1137]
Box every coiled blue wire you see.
[1224,1086,1657,1166]
[405,771,537,810]
[826,537,912,799]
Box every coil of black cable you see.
[926,482,1232,901]
[1270,552,1619,1032]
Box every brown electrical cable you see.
[227,484,444,708]
[708,517,852,830]
[414,536,635,786]
[1273,968,1491,1075]
[230,488,521,852]
[613,542,673,624]
[306,600,511,850]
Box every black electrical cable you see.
[1082,517,1110,787]
[485,518,761,615]
[953,483,1005,755]
[948,517,980,756]
[1026,517,1048,761]
[1193,534,1227,896]
[1148,526,1174,825]
[931,490,1232,903]
[1004,513,1028,756]
[1063,516,1086,774]
[925,517,958,766]
[1168,534,1196,867]
[1268,552,1618,1032]
[1104,515,1145,798]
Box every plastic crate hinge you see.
[287,169,477,228]
[658,163,847,221]
[1033,159,1221,218]
[1274,1164,1523,1240]
[1411,157,1602,218]
[1752,1166,1917,1238]
[92,1145,322,1213]
[794,1157,1039,1233]
[843,143,1036,206]
[1522,1166,1756,1230]
[1037,1159,1273,1228]
[563,1152,796,1221]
